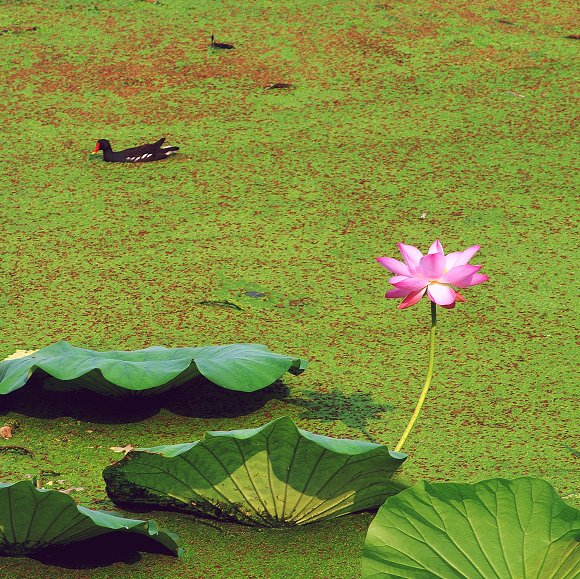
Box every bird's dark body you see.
[93,138,179,163]
[210,34,234,49]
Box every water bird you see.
[92,138,179,163]
[210,34,234,49]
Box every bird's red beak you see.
[92,142,100,154]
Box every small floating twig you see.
[198,299,243,310]
[0,446,34,457]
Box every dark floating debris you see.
[210,34,234,50]
[288,297,314,308]
[564,34,580,39]
[0,26,38,35]
[496,19,515,25]
[264,83,294,90]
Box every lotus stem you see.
[395,300,437,452]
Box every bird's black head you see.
[93,139,111,153]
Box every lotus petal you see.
[0,481,181,557]
[0,341,307,397]
[397,243,423,271]
[444,245,481,269]
[427,240,443,254]
[103,417,408,527]
[362,477,580,578]
[375,257,410,276]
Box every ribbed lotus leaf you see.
[103,416,408,527]
[0,481,181,556]
[362,478,580,578]
[0,341,307,397]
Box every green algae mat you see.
[0,0,577,576]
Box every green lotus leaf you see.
[0,341,307,397]
[362,477,580,578]
[0,481,182,556]
[103,416,408,527]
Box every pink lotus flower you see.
[376,240,488,309]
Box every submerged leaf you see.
[0,481,181,556]
[103,416,407,527]
[0,341,307,397]
[362,477,580,578]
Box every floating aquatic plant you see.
[103,416,407,527]
[0,341,307,397]
[376,240,488,451]
[0,481,181,557]
[362,477,579,578]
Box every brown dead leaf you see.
[0,425,12,439]
[110,445,134,454]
